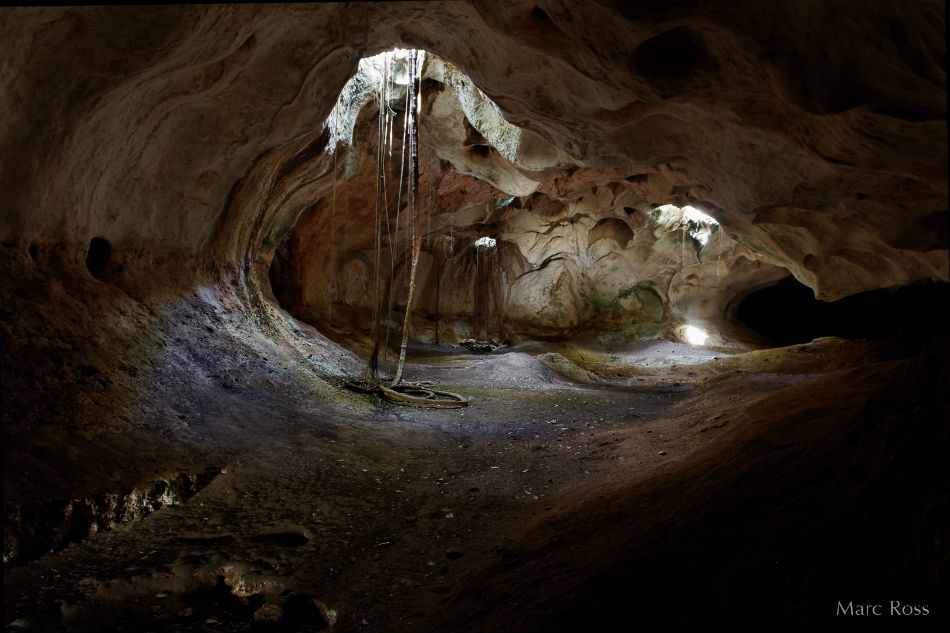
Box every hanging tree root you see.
[343,379,468,408]
[345,53,467,410]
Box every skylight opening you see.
[325,48,426,153]
[324,47,527,171]
[653,204,720,245]
[494,196,516,209]
[474,236,497,248]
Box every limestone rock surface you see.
[0,4,947,629]
[1,1,945,307]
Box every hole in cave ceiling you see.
[652,204,720,245]
[324,48,524,165]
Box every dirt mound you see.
[535,352,604,385]
[458,352,567,389]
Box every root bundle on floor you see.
[344,378,468,408]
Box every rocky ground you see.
[4,288,948,632]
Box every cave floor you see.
[4,332,948,632]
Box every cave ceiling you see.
[1,2,945,304]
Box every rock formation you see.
[3,2,945,311]
[1,1,947,630]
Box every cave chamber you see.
[2,3,948,631]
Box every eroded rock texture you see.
[3,2,945,309]
[0,1,947,626]
[2,0,947,533]
[265,39,947,349]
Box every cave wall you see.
[0,0,946,388]
[265,85,775,348]
[1,0,946,575]
[266,33,947,347]
[2,1,945,308]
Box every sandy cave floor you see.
[3,317,949,632]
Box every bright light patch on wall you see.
[474,236,496,248]
[437,60,523,165]
[683,325,709,346]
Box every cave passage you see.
[85,236,112,280]
[738,277,950,346]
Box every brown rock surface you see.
[1,2,947,631]
[2,2,945,301]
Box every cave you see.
[2,3,948,632]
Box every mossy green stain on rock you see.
[261,213,302,252]
[613,283,663,320]
[616,279,656,300]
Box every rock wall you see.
[263,51,886,348]
[2,1,946,598]
[0,0,946,582]
[3,2,945,307]
[0,0,946,356]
